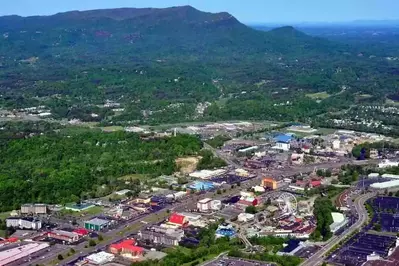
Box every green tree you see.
[57,254,64,260]
[245,206,257,214]
[89,239,96,247]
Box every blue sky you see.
[1,0,398,23]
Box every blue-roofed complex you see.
[275,134,292,143]
[188,181,215,191]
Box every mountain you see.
[0,6,397,124]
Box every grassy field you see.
[0,211,10,221]
[306,91,331,100]
[61,205,104,217]
[100,126,124,132]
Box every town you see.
[1,121,399,266]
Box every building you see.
[197,198,212,212]
[86,251,115,265]
[167,213,188,227]
[189,169,226,179]
[20,204,47,215]
[109,239,144,258]
[210,200,222,210]
[310,180,321,188]
[238,146,259,153]
[371,180,399,189]
[48,230,80,243]
[84,217,110,231]
[215,223,236,238]
[262,178,278,190]
[253,186,266,193]
[378,160,399,168]
[332,140,341,150]
[115,189,131,196]
[0,242,49,266]
[138,226,184,246]
[329,212,348,233]
[273,134,292,151]
[65,203,95,212]
[6,217,42,230]
[237,213,255,223]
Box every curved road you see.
[301,192,375,266]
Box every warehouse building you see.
[0,242,49,266]
[20,204,47,215]
[84,217,111,231]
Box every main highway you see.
[301,192,376,266]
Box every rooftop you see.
[86,217,110,226]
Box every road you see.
[301,192,375,266]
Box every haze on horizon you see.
[1,0,399,24]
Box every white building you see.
[210,200,222,210]
[329,212,348,233]
[371,180,399,189]
[237,213,255,223]
[197,198,212,212]
[6,217,42,230]
[189,169,226,179]
[378,160,399,168]
[86,251,115,265]
[273,142,290,151]
[368,173,380,178]
[253,186,265,193]
[332,140,340,150]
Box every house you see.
[109,239,144,258]
[6,217,42,230]
[167,213,188,227]
[84,217,111,231]
[310,180,321,188]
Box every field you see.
[100,126,124,132]
[305,91,331,100]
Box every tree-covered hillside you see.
[0,132,202,211]
[0,6,398,123]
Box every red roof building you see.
[110,239,144,257]
[310,180,321,187]
[73,228,89,236]
[168,213,187,226]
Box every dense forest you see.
[0,6,399,125]
[0,131,202,211]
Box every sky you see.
[1,0,399,23]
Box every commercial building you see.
[382,174,399,179]
[262,178,278,190]
[0,242,49,266]
[86,251,115,265]
[215,223,236,238]
[6,217,42,230]
[371,180,399,189]
[115,189,131,196]
[237,213,255,223]
[189,169,226,179]
[329,212,348,233]
[167,213,188,227]
[109,239,144,258]
[197,198,212,212]
[48,229,80,243]
[20,204,47,215]
[84,217,111,231]
[65,203,95,212]
[138,226,184,246]
[379,160,399,169]
[273,134,292,151]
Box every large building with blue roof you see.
[273,134,292,151]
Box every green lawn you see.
[0,211,10,221]
[100,126,124,132]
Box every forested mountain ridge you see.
[0,6,398,124]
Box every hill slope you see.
[0,6,397,124]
